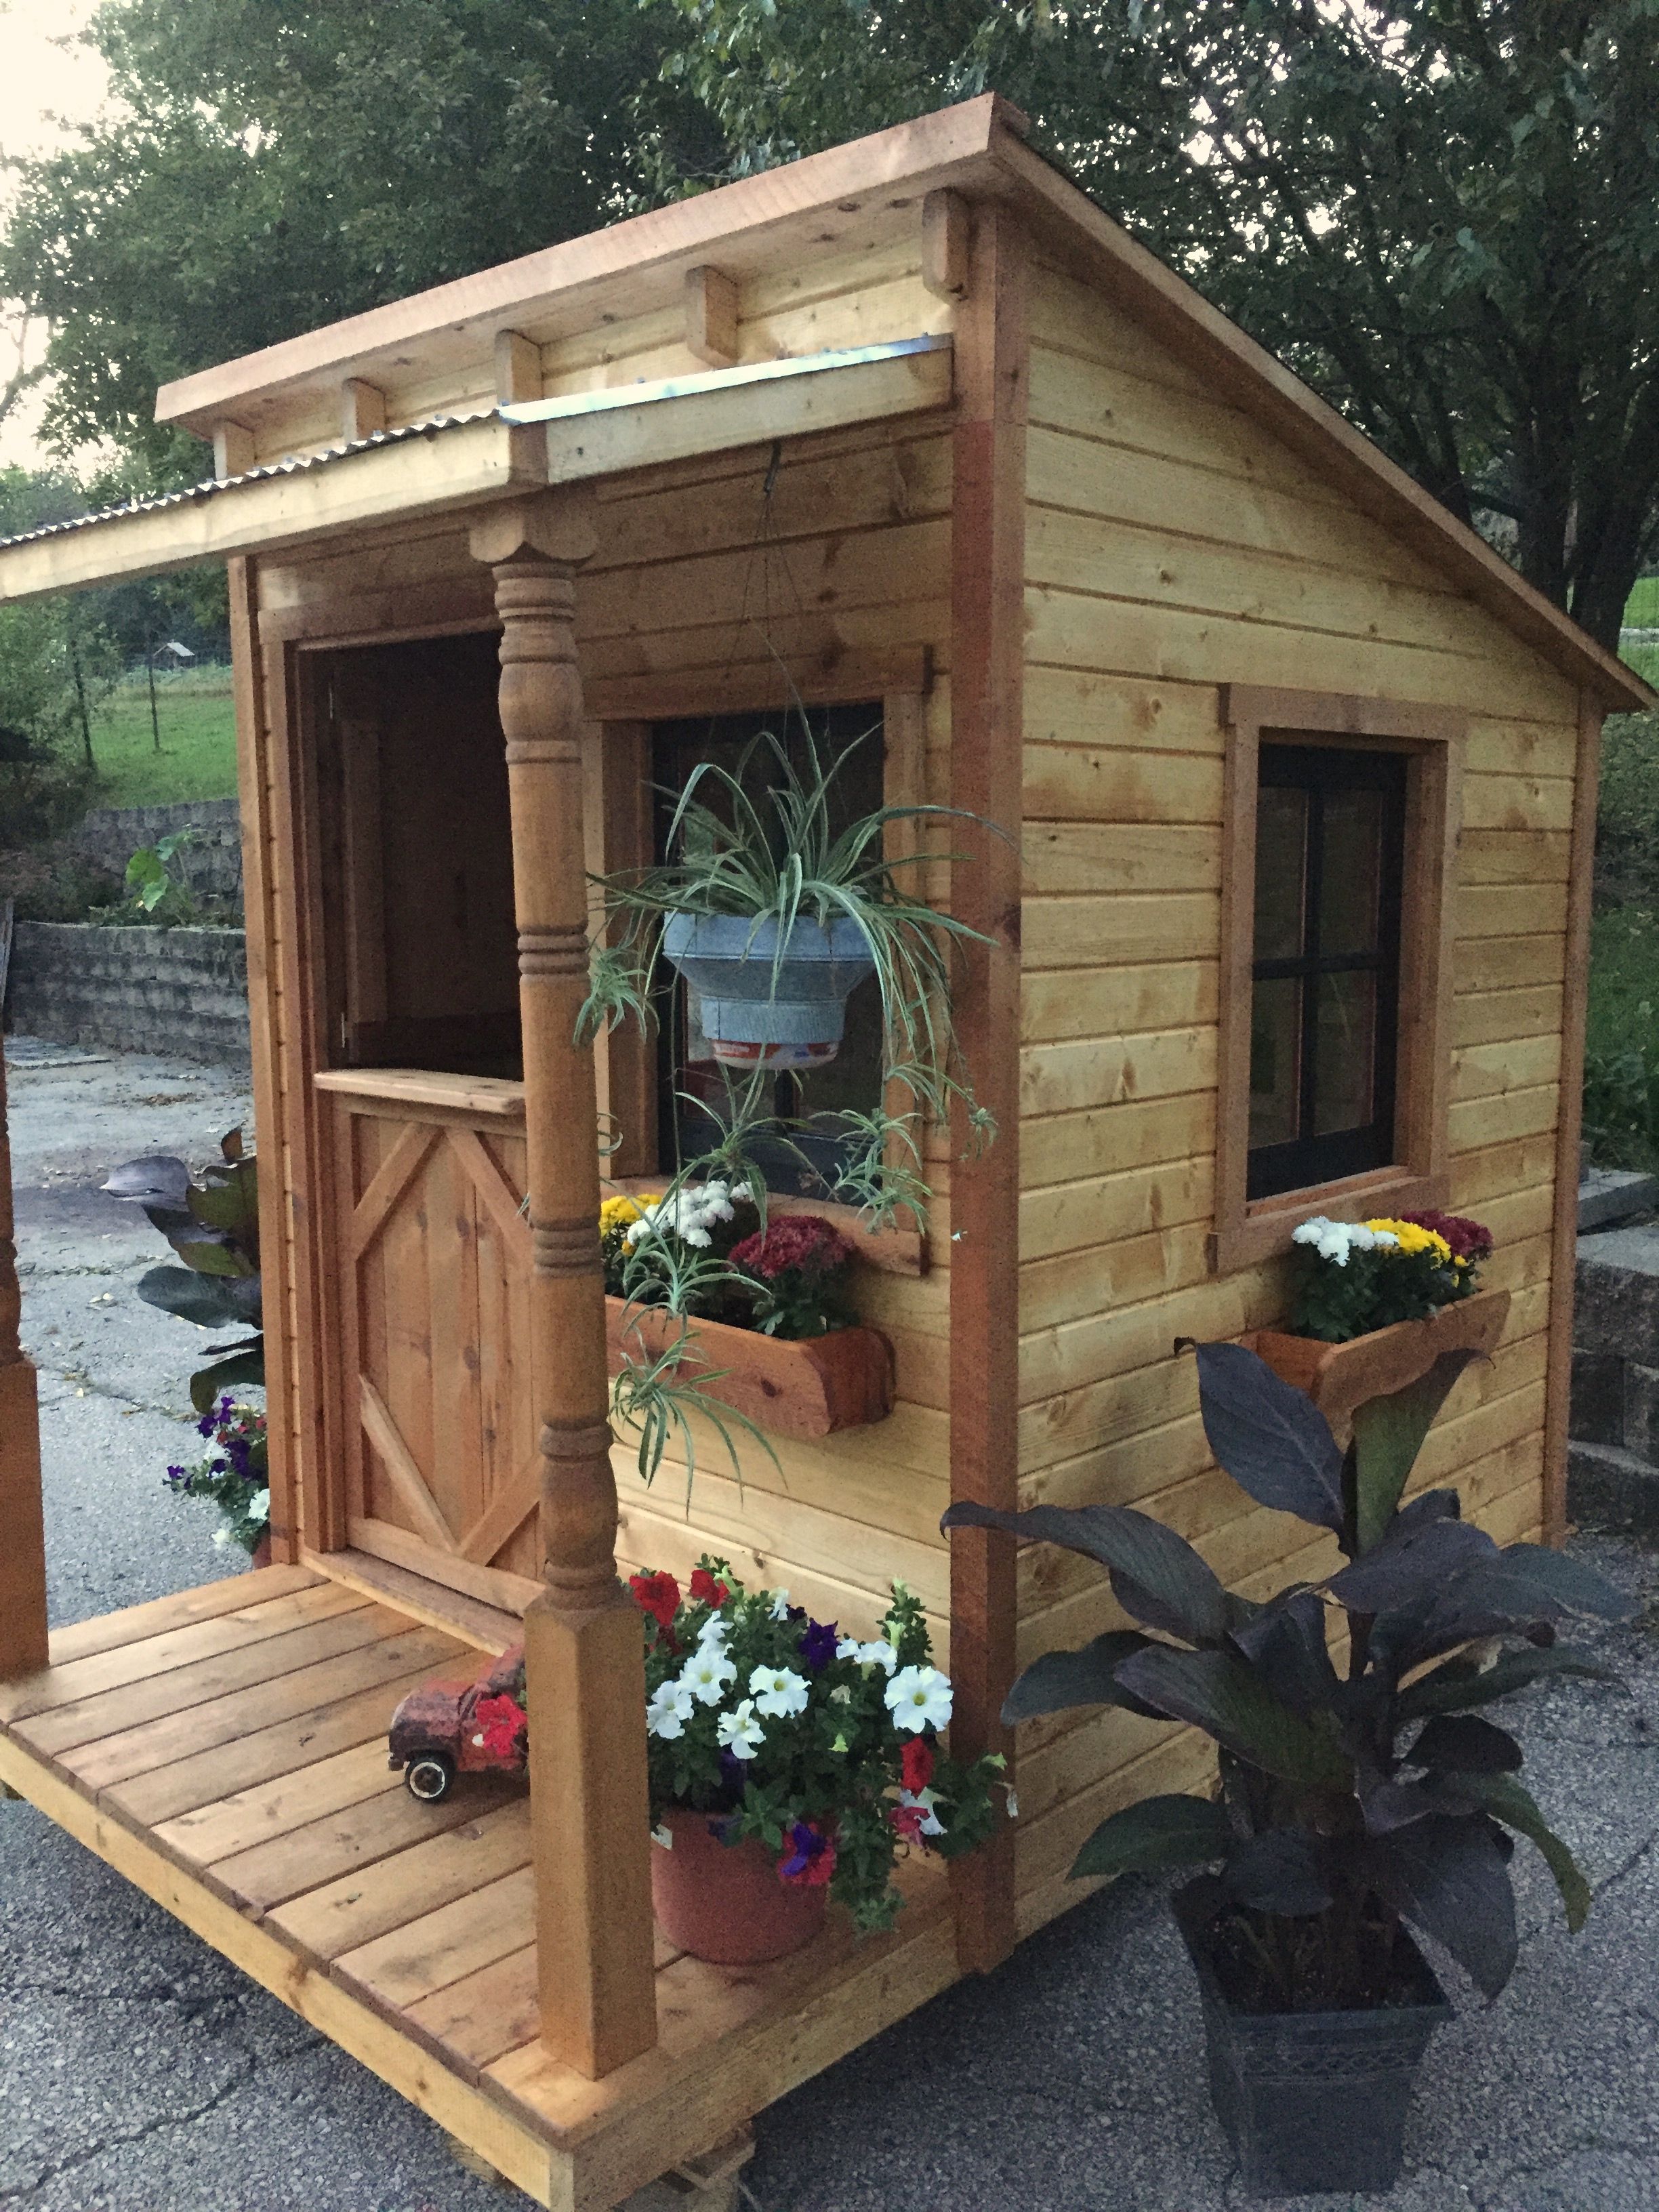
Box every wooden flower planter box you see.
[1240,1286,1511,1434]
[605,1298,894,1440]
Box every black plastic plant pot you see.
[1179,1918,1452,2198]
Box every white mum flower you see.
[716,1698,766,1759]
[647,1679,695,1740]
[680,1645,737,1706]
[857,1637,899,1674]
[886,1664,954,1734]
[749,1664,809,1719]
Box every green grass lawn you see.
[1585,906,1659,1174]
[86,666,239,808]
[1626,575,1659,632]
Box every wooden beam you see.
[1544,690,1603,1544]
[213,421,257,478]
[0,418,548,602]
[470,492,658,2082]
[227,555,298,1565]
[0,1036,48,1682]
[494,329,542,405]
[922,190,970,301]
[341,377,388,443]
[684,266,739,369]
[947,201,1027,1975]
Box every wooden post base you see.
[525,1584,658,2078]
[0,1357,48,1683]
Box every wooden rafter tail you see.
[0,1034,49,1682]
[471,491,659,2081]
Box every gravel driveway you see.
[3,1040,1658,2212]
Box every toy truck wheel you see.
[404,1752,455,1803]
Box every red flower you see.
[472,1693,527,1763]
[901,1737,935,1794]
[730,1214,854,1283]
[1399,1208,1493,1264]
[628,1571,681,1634]
[689,1568,729,1610]
[778,1820,838,1887]
[889,1801,928,1845]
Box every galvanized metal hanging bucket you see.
[661,912,876,1069]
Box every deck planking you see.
[0,1564,962,2210]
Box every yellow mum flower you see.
[599,1193,658,1237]
[1364,1217,1453,1263]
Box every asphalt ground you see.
[3,1040,1658,2212]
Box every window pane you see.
[1254,785,1307,960]
[1249,977,1302,1147]
[1317,789,1384,957]
[1312,969,1377,1136]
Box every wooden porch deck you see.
[0,1563,960,2211]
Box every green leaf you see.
[1351,1349,1488,1554]
[1398,1645,1621,1719]
[166,1234,251,1278]
[1460,1772,1593,1932]
[1070,1793,1231,1882]
[188,1342,264,1414]
[1113,1645,1350,1789]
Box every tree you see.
[652,0,1659,655]
[2,0,726,474]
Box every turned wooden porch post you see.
[0,1043,49,1682]
[470,493,658,2079]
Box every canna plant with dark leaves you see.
[943,1343,1633,2011]
[104,1129,263,1414]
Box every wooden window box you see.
[605,1300,895,1439]
[1239,1286,1511,1436]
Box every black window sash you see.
[1246,743,1407,1202]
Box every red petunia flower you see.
[901,1737,935,1794]
[888,1801,928,1845]
[628,1571,681,1634]
[689,1568,729,1610]
[730,1214,855,1283]
[472,1693,527,1763]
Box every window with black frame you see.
[1247,743,1407,1200]
[650,703,886,1195]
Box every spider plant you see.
[579,724,1000,1142]
[609,1313,779,1497]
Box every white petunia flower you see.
[647,1679,695,1740]
[898,1786,945,1837]
[856,1637,899,1675]
[835,1635,863,1660]
[886,1664,954,1734]
[749,1664,809,1719]
[697,1611,730,1650]
[769,1589,792,1620]
[248,1488,270,1525]
[679,1645,737,1706]
[716,1698,766,1760]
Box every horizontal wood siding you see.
[258,407,956,1654]
[1012,258,1577,1928]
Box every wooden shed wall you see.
[1010,253,1580,1934]
[249,404,958,1654]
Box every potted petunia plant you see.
[633,1559,1004,1964]
[1241,1210,1510,1431]
[944,1341,1632,2198]
[165,1398,272,1564]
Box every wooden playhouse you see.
[0,94,1650,2208]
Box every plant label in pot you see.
[661,912,874,1067]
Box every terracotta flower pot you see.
[249,1531,273,1570]
[651,1808,828,1965]
[1240,1286,1510,1435]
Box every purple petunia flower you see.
[798,1620,839,1672]
[197,1415,216,1437]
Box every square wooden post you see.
[0,1043,49,1682]
[470,493,659,2081]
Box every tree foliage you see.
[653,0,1659,652]
[3,0,725,472]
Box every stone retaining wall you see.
[5,921,249,1064]
[74,798,243,907]
[1570,1226,1659,1538]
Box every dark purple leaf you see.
[1191,1341,1344,1534]
[1326,1515,1498,1615]
[1409,1714,1523,1774]
[942,1500,1229,1646]
[1397,1646,1621,1720]
[1071,1794,1232,1881]
[1222,1828,1332,1916]
[1115,1645,1351,1788]
[1002,1632,1165,1723]
[1368,1816,1519,1997]
[1228,1590,1339,1719]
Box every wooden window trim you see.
[586,651,935,1266]
[1212,684,1466,1276]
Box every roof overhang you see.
[0,337,952,602]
